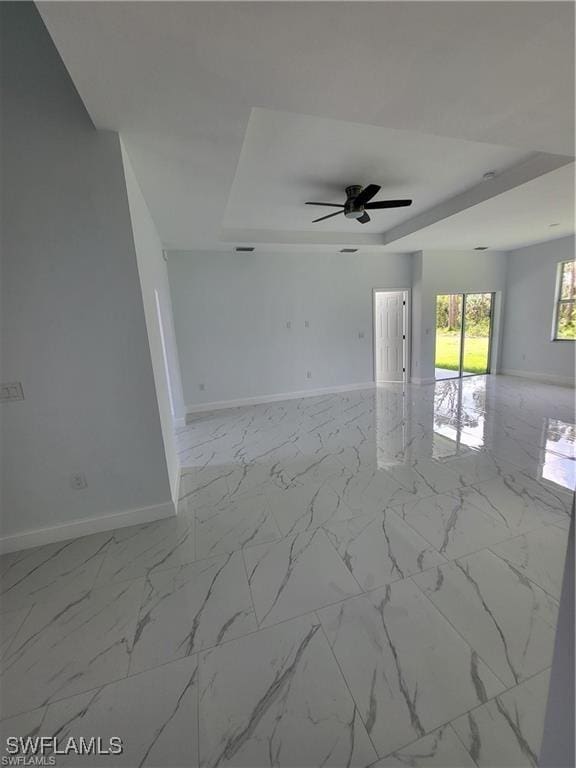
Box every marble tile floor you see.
[0,375,573,767]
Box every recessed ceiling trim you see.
[222,155,573,251]
[379,163,574,252]
[221,228,385,247]
[383,152,573,246]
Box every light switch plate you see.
[0,382,24,402]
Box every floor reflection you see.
[541,418,575,491]
[429,377,575,493]
[432,377,487,458]
[375,382,408,468]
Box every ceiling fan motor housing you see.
[344,185,365,218]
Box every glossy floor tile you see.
[490,523,569,600]
[195,492,281,559]
[327,464,422,515]
[385,457,463,496]
[1,375,573,766]
[263,476,356,535]
[1,578,144,719]
[95,516,196,585]
[0,655,200,766]
[451,669,551,767]
[318,579,504,756]
[0,606,30,660]
[244,527,361,627]
[198,615,377,767]
[129,551,257,674]
[392,491,513,558]
[323,508,446,591]
[414,550,559,687]
[0,531,112,612]
[373,724,476,767]
[455,471,572,534]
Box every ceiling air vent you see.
[474,246,489,251]
[235,246,255,252]
[340,248,358,253]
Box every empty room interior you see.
[1,2,575,767]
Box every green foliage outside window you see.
[555,260,575,340]
[435,293,492,373]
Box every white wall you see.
[501,236,575,386]
[0,3,173,545]
[121,141,184,499]
[168,250,411,407]
[411,250,508,383]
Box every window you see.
[553,260,576,340]
[539,418,575,492]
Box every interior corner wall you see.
[0,3,173,545]
[121,140,184,500]
[500,236,575,386]
[168,249,411,409]
[411,250,508,383]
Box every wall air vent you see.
[235,246,255,252]
[340,248,358,253]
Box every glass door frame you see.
[435,292,495,380]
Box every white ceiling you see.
[383,162,575,252]
[223,108,530,235]
[38,1,575,253]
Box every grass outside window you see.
[435,333,490,374]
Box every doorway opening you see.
[435,293,494,380]
[373,290,408,383]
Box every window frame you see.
[552,259,576,342]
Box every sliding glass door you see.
[462,293,493,376]
[435,293,494,380]
[435,295,463,379]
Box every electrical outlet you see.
[70,473,88,490]
[199,383,205,391]
[0,382,24,402]
[358,331,365,339]
[286,321,291,329]
[306,371,312,379]
[304,320,310,328]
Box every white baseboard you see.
[186,382,375,417]
[174,416,186,429]
[0,500,176,555]
[410,376,436,385]
[500,369,575,388]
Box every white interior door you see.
[375,291,405,383]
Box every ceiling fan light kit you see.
[306,184,413,224]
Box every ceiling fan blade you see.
[312,210,345,223]
[354,184,381,206]
[357,212,371,224]
[365,199,413,209]
[305,202,344,208]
